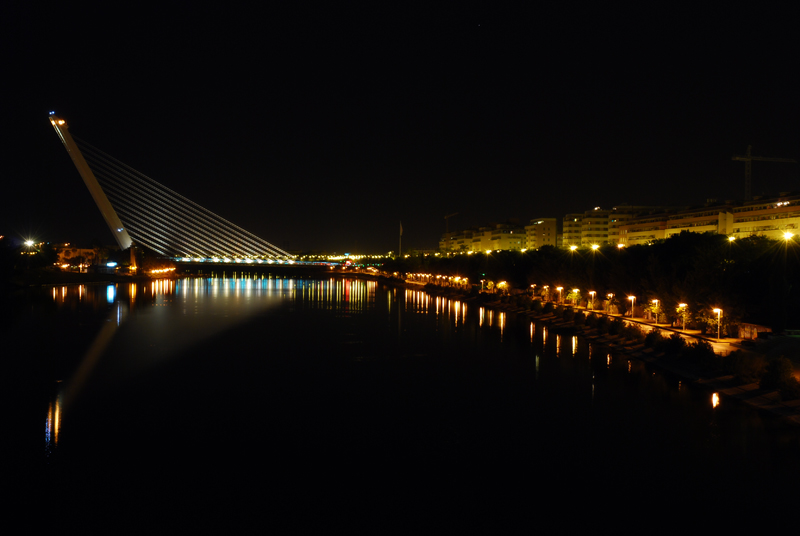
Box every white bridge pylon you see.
[49,113,293,261]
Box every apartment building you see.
[665,203,734,238]
[562,214,583,247]
[440,223,525,253]
[619,201,735,245]
[619,213,671,246]
[565,206,676,247]
[580,209,612,246]
[731,193,800,239]
[524,218,558,249]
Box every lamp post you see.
[556,286,563,304]
[543,285,550,301]
[651,299,659,324]
[589,291,595,310]
[713,308,722,341]
[572,288,579,307]
[678,303,687,330]
[628,296,635,318]
[607,293,613,313]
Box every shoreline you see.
[383,277,800,427]
[13,269,800,426]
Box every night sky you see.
[5,5,799,253]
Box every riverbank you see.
[529,306,800,426]
[381,276,800,426]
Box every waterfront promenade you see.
[401,277,800,426]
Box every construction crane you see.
[444,213,458,253]
[732,145,797,201]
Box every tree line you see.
[382,231,800,334]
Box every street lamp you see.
[651,299,659,323]
[591,244,599,251]
[570,245,578,251]
[628,296,636,318]
[543,285,549,301]
[678,303,687,330]
[572,288,579,307]
[713,308,722,341]
[606,293,614,313]
[589,291,595,310]
[556,286,563,303]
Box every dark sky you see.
[5,5,799,253]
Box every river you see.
[11,276,800,531]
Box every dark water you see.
[13,277,800,530]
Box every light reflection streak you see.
[45,382,63,455]
[712,393,720,408]
[571,335,577,357]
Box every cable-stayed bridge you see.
[49,113,294,263]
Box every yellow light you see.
[591,244,599,250]
[784,232,794,240]
[570,245,577,251]
[713,308,721,314]
[728,236,736,242]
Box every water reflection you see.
[45,381,63,457]
[36,275,800,512]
